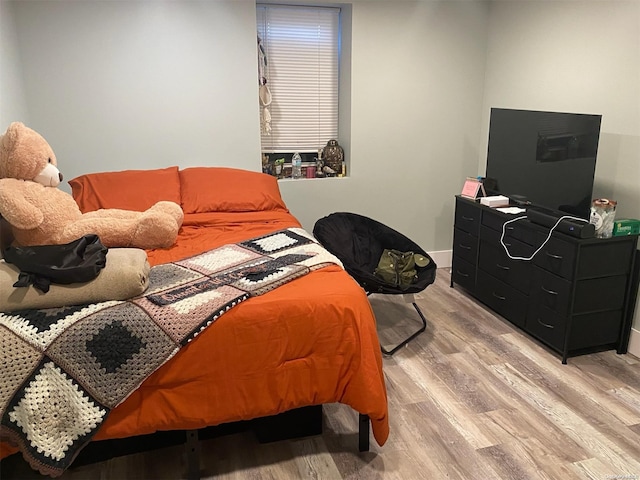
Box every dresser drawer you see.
[577,241,634,279]
[574,275,628,314]
[568,310,623,350]
[527,292,625,353]
[526,304,567,352]
[530,267,572,316]
[455,197,481,235]
[480,225,537,258]
[481,210,539,247]
[534,236,577,279]
[480,208,506,232]
[479,240,532,294]
[453,228,479,264]
[476,270,528,328]
[452,256,476,291]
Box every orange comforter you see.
[1,210,389,463]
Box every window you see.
[257,4,340,154]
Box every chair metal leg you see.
[380,302,427,356]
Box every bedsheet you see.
[1,211,389,469]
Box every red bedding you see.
[1,167,389,468]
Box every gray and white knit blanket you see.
[0,228,341,477]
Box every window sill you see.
[278,175,349,182]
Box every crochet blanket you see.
[0,228,341,477]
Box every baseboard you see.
[428,249,452,269]
[628,328,640,360]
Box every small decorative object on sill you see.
[261,154,272,176]
[274,158,285,178]
[306,165,316,178]
[322,165,337,176]
[291,152,302,179]
[322,139,344,176]
[315,149,325,177]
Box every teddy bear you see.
[0,122,183,249]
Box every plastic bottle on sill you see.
[292,152,302,179]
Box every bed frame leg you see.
[358,414,370,452]
[185,429,200,480]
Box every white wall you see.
[280,0,489,252]
[480,0,640,336]
[0,0,29,127]
[4,0,489,256]
[9,0,262,185]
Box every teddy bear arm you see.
[0,182,44,230]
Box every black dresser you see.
[451,195,639,363]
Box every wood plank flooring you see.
[3,268,639,479]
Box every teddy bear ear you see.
[0,122,24,152]
[0,122,26,178]
[0,122,57,181]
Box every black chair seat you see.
[313,212,437,354]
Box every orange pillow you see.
[179,167,288,214]
[69,167,181,213]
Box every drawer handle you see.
[462,215,475,221]
[504,242,512,247]
[459,244,472,250]
[545,252,563,260]
[492,292,506,301]
[541,286,558,296]
[496,263,510,271]
[505,226,515,231]
[455,270,470,278]
[537,318,555,329]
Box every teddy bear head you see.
[0,121,63,187]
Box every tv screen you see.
[485,108,602,219]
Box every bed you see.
[0,166,389,477]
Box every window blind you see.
[257,4,339,153]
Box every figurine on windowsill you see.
[322,165,337,177]
[261,154,273,176]
[322,139,344,175]
[273,158,285,178]
[315,149,325,178]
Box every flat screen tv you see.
[485,108,602,219]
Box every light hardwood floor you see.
[3,268,639,480]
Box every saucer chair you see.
[313,212,437,355]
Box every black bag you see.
[374,249,418,290]
[3,234,108,293]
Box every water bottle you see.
[292,152,302,179]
